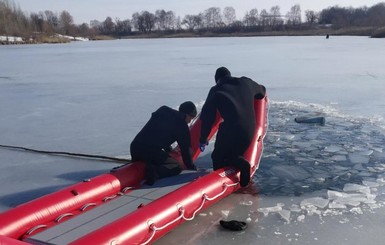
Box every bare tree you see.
[132,12,144,32]
[243,8,259,27]
[175,16,182,30]
[155,9,177,30]
[182,14,202,31]
[286,4,302,25]
[142,11,156,32]
[44,10,59,33]
[305,10,318,25]
[155,9,167,30]
[132,11,156,33]
[269,6,283,27]
[115,18,131,36]
[223,6,236,26]
[101,16,115,35]
[164,10,176,30]
[259,9,269,27]
[202,7,222,28]
[59,10,74,35]
[90,20,101,28]
[367,3,385,26]
[30,12,44,32]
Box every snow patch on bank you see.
[0,36,23,42]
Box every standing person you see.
[130,101,197,185]
[199,67,266,187]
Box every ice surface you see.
[270,165,311,180]
[2,36,385,245]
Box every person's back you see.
[130,102,197,185]
[200,68,265,145]
[199,67,266,187]
[214,76,264,142]
[131,106,184,150]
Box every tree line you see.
[1,0,385,41]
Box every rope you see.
[140,182,238,245]
[0,144,131,163]
[0,112,203,164]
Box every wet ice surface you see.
[156,101,385,245]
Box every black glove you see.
[199,138,208,152]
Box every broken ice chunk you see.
[353,164,366,171]
[350,207,363,215]
[324,145,343,153]
[362,180,380,188]
[278,209,291,223]
[329,201,347,209]
[300,197,329,209]
[348,153,370,164]
[327,190,375,207]
[359,150,374,156]
[289,204,302,212]
[221,210,230,218]
[258,205,283,216]
[343,183,370,194]
[331,155,347,161]
[240,200,253,206]
[297,215,305,222]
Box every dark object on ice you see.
[295,116,325,126]
[219,220,248,231]
[326,34,330,39]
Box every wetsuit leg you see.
[130,142,181,184]
[211,129,230,170]
[156,156,182,178]
[211,129,252,187]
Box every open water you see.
[1,36,385,244]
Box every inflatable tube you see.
[69,97,268,245]
[0,235,31,245]
[0,96,267,245]
[0,109,221,243]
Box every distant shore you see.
[119,26,385,39]
[1,26,384,45]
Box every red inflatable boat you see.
[0,96,268,245]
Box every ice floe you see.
[253,101,385,224]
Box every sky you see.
[13,0,383,24]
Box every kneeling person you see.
[130,101,197,185]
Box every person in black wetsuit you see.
[130,101,197,185]
[199,67,266,187]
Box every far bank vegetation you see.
[1,0,385,44]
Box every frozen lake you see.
[1,36,385,244]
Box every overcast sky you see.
[14,0,383,24]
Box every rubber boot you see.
[234,157,250,187]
